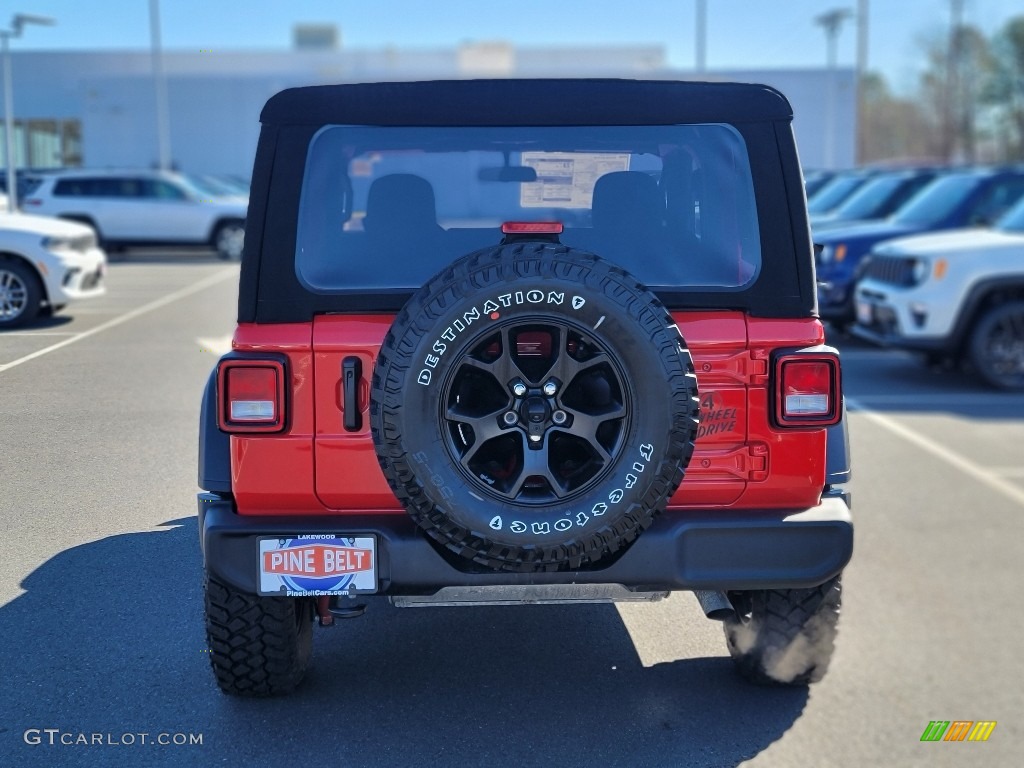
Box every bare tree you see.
[982,16,1024,160]
[916,23,992,162]
[859,72,937,164]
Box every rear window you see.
[295,124,762,292]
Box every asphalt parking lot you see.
[1,256,1022,767]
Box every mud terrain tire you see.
[204,575,314,697]
[724,575,841,685]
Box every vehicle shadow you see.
[0,314,74,332]
[0,518,807,768]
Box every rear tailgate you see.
[309,312,828,513]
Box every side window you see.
[54,178,99,197]
[115,178,143,198]
[143,180,189,200]
[92,179,120,197]
[80,178,142,198]
[971,178,1024,224]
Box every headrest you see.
[592,171,664,230]
[365,174,438,232]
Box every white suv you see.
[852,196,1024,389]
[23,169,247,260]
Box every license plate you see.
[258,536,376,596]
[855,301,874,325]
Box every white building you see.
[3,39,855,178]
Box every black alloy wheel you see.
[441,318,629,505]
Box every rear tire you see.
[213,219,246,260]
[723,575,841,686]
[0,258,42,329]
[204,575,313,697]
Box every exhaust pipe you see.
[693,589,735,621]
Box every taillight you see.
[774,354,841,427]
[501,221,563,234]
[218,360,286,432]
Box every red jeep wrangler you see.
[198,79,853,696]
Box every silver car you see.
[23,169,247,260]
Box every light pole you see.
[815,8,853,170]
[149,0,171,170]
[695,0,707,73]
[855,0,869,164]
[1,13,55,213]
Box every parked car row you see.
[805,164,1024,390]
[0,167,249,329]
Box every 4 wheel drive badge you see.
[572,296,586,310]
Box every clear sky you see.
[6,0,1023,94]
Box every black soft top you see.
[260,79,793,127]
[240,78,816,322]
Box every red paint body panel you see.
[229,313,834,516]
[231,323,320,513]
[231,436,321,514]
[312,316,398,511]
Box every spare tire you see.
[371,242,699,572]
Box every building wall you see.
[3,48,856,177]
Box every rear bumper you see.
[199,492,853,595]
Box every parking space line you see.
[990,467,1024,478]
[854,393,1024,406]
[0,332,80,336]
[838,350,915,360]
[0,268,237,374]
[847,397,1024,509]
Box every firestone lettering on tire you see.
[493,442,652,538]
[416,289,585,386]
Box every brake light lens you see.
[218,361,285,432]
[501,221,563,234]
[775,355,841,426]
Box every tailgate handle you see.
[342,356,363,432]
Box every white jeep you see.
[852,196,1024,389]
